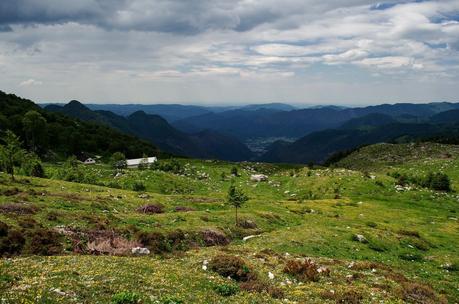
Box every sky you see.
[1,0,459,106]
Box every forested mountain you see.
[0,91,160,159]
[259,111,459,164]
[46,101,253,161]
[173,102,459,141]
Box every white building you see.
[126,156,157,168]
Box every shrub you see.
[26,228,62,255]
[200,229,229,246]
[335,289,363,304]
[0,203,38,215]
[0,221,8,237]
[137,204,164,214]
[401,282,445,304]
[423,172,451,192]
[111,291,140,304]
[160,296,183,304]
[137,231,170,253]
[209,254,256,282]
[283,259,322,282]
[0,230,25,256]
[239,219,257,229]
[239,280,284,299]
[132,182,146,192]
[399,252,423,262]
[213,283,239,296]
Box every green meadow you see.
[1,143,458,303]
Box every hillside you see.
[335,142,459,171]
[46,101,253,161]
[0,91,160,159]
[1,144,458,303]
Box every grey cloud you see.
[0,0,377,34]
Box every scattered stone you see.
[131,247,150,255]
[353,234,368,243]
[250,174,268,182]
[138,193,150,199]
[268,272,275,280]
[243,235,259,242]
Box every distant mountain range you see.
[41,98,459,164]
[45,101,253,161]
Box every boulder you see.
[250,174,268,182]
[131,247,150,255]
[353,234,368,243]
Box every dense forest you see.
[0,91,162,159]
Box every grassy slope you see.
[1,150,458,303]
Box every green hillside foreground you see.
[0,145,458,303]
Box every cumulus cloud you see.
[19,79,43,87]
[0,0,458,104]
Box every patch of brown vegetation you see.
[335,289,364,304]
[87,236,141,255]
[398,230,421,238]
[209,254,257,282]
[174,206,196,212]
[401,282,446,304]
[239,280,284,299]
[137,203,165,214]
[2,187,20,196]
[239,219,257,229]
[283,258,328,282]
[0,203,38,215]
[200,229,230,246]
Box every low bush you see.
[26,228,63,255]
[239,280,284,299]
[132,182,146,192]
[213,283,239,297]
[283,259,324,282]
[200,229,229,246]
[335,289,364,304]
[0,203,38,215]
[399,252,423,262]
[209,254,256,282]
[0,229,25,256]
[136,204,164,214]
[0,221,8,237]
[111,291,140,304]
[137,231,170,253]
[239,219,257,229]
[401,282,445,304]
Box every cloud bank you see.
[0,0,458,104]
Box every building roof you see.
[126,156,157,166]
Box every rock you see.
[268,272,275,280]
[131,247,150,255]
[138,193,150,199]
[250,174,268,182]
[353,234,368,243]
[243,235,259,241]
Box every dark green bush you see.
[209,254,256,282]
[111,291,140,304]
[213,283,239,296]
[132,182,146,192]
[26,228,62,255]
[0,230,25,256]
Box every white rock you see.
[243,235,259,241]
[251,174,268,182]
[131,247,150,255]
[268,272,275,280]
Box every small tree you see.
[0,130,25,180]
[111,152,127,170]
[227,185,249,226]
[230,166,239,177]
